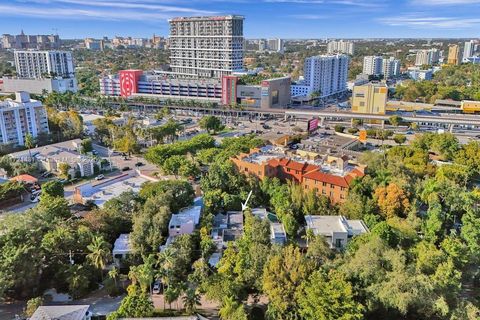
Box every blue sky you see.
[0,0,479,38]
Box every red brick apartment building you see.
[231,147,365,203]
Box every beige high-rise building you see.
[447,44,461,65]
[351,82,388,115]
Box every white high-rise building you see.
[382,57,401,79]
[363,56,383,76]
[291,54,349,98]
[415,49,440,66]
[0,92,49,146]
[268,38,284,53]
[258,39,267,52]
[463,40,475,63]
[327,40,354,55]
[168,15,245,79]
[14,50,75,79]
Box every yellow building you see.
[351,82,388,114]
[447,44,461,65]
[461,100,480,113]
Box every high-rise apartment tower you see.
[168,15,245,79]
[447,44,461,65]
[327,40,354,55]
[415,49,440,66]
[363,56,383,76]
[463,40,475,63]
[14,50,75,79]
[291,54,349,98]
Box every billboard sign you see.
[119,70,143,97]
[307,117,319,132]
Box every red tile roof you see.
[10,174,38,184]
[303,170,351,188]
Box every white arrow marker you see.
[241,190,253,211]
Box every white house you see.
[304,215,368,249]
[30,305,91,320]
[112,233,131,267]
[168,205,202,237]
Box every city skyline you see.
[0,0,479,39]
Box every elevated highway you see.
[284,110,480,127]
[110,101,480,127]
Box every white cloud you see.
[290,14,327,19]
[379,15,480,28]
[52,0,215,14]
[0,4,208,21]
[264,0,379,6]
[412,0,480,5]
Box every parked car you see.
[122,166,131,171]
[30,193,41,203]
[135,162,144,167]
[41,171,53,178]
[95,174,105,181]
[152,281,161,294]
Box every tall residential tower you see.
[0,92,49,146]
[447,44,461,65]
[363,56,383,76]
[463,40,475,63]
[291,54,349,98]
[14,50,75,79]
[415,49,440,66]
[327,40,354,55]
[168,15,245,79]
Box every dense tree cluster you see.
[194,132,480,319]
[395,64,480,103]
[0,178,195,301]
[144,133,216,178]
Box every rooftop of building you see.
[30,305,90,320]
[9,139,96,165]
[113,233,131,255]
[169,15,244,22]
[236,73,288,85]
[305,215,369,236]
[297,132,360,159]
[170,205,202,227]
[0,91,42,108]
[76,175,149,207]
[235,144,360,179]
[356,81,388,88]
[306,54,349,60]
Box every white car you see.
[95,174,105,181]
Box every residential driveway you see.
[69,289,125,316]
[0,301,24,320]
[93,144,158,173]
[151,293,219,318]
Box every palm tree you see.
[108,267,119,288]
[164,286,180,310]
[219,296,241,320]
[182,288,201,314]
[24,134,35,163]
[303,228,315,247]
[87,236,111,281]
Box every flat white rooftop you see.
[305,215,368,236]
[113,233,131,255]
[79,175,149,207]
